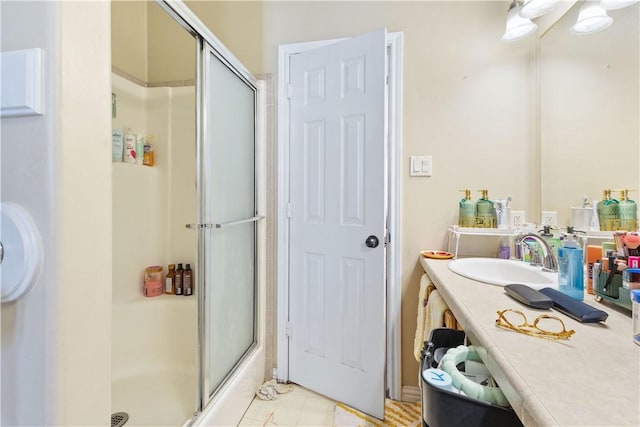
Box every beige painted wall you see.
[112,0,148,82]
[112,0,196,83]
[199,0,536,388]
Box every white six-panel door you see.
[288,29,387,419]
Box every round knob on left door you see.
[365,235,380,248]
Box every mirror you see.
[539,2,639,229]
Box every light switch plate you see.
[410,155,433,177]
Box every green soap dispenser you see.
[458,189,476,228]
[619,189,637,232]
[539,225,560,259]
[597,189,620,231]
[476,189,497,228]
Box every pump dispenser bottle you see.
[476,189,497,228]
[619,189,637,231]
[597,189,620,231]
[458,189,476,228]
[557,233,584,301]
[539,225,559,258]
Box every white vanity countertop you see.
[420,256,640,427]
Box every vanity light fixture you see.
[571,1,613,34]
[600,0,639,10]
[520,0,558,19]
[502,0,538,42]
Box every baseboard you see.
[401,385,421,403]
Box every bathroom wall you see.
[2,1,112,425]
[1,2,58,425]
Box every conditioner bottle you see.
[175,263,184,295]
[165,264,176,294]
[184,264,193,296]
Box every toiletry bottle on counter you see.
[539,226,559,259]
[123,128,137,164]
[165,264,176,294]
[476,189,496,228]
[558,233,584,301]
[498,236,510,259]
[619,190,637,232]
[597,189,619,231]
[632,290,640,346]
[175,263,184,295]
[494,199,509,229]
[458,189,476,228]
[184,264,193,296]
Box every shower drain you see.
[111,412,129,427]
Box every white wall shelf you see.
[447,225,615,258]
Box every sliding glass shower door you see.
[200,44,259,401]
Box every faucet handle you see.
[524,241,542,266]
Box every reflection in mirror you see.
[540,2,639,229]
[111,2,198,426]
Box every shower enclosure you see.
[111,2,264,425]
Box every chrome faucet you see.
[514,233,558,272]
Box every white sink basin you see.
[448,258,557,289]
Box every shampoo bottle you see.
[175,263,184,295]
[458,189,476,228]
[476,189,497,228]
[184,264,193,296]
[123,128,137,164]
[557,233,584,301]
[135,134,145,165]
[597,189,619,231]
[619,189,637,232]
[165,264,176,294]
[112,129,124,162]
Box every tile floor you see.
[238,384,336,426]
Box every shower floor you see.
[111,369,196,427]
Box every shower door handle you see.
[185,216,264,230]
[215,215,264,229]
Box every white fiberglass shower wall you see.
[111,2,265,426]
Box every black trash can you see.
[420,328,523,427]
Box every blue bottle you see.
[557,234,584,301]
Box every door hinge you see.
[385,231,391,246]
[287,83,292,100]
[285,322,292,338]
[286,202,293,218]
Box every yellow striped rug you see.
[334,399,422,427]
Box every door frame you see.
[276,32,403,400]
